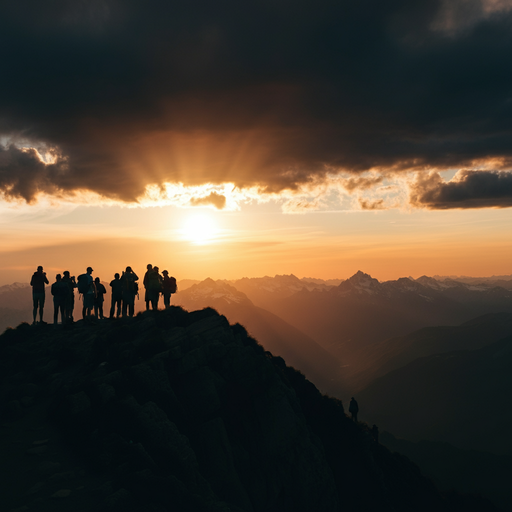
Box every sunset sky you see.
[2,0,512,286]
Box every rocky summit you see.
[0,308,496,512]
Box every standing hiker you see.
[30,265,49,324]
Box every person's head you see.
[115,273,120,279]
[154,266,159,272]
[147,264,152,270]
[94,277,100,283]
[63,270,70,277]
[56,274,62,281]
[87,266,93,274]
[37,265,43,272]
[162,270,168,276]
[126,266,132,273]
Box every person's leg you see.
[53,300,58,324]
[39,295,45,323]
[116,298,121,317]
[33,295,38,324]
[99,302,104,319]
[109,298,115,318]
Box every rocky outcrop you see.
[0,308,497,512]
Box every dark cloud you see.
[1,0,512,204]
[409,170,512,209]
[189,192,227,209]
[0,145,67,202]
[342,175,385,192]
[358,198,386,210]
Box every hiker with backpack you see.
[109,273,123,318]
[62,271,76,322]
[30,265,49,324]
[120,266,139,317]
[143,264,162,311]
[51,274,69,325]
[162,270,177,309]
[349,397,359,422]
[77,267,96,320]
[143,264,153,311]
[94,277,107,319]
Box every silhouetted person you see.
[371,424,379,444]
[147,265,162,310]
[109,273,123,318]
[94,277,107,319]
[30,265,49,324]
[51,274,68,325]
[161,270,177,309]
[78,267,96,319]
[121,266,139,317]
[143,264,153,311]
[349,397,359,422]
[62,271,76,322]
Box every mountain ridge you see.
[0,309,497,511]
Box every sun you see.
[182,213,218,244]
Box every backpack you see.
[168,276,177,293]
[77,274,90,294]
[147,271,162,291]
[122,273,137,293]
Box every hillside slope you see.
[358,335,512,454]
[0,308,495,512]
[347,312,512,393]
[175,279,344,394]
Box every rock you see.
[26,445,48,455]
[27,482,45,495]
[38,461,61,475]
[102,488,134,511]
[6,400,22,413]
[65,391,91,415]
[32,439,49,445]
[48,471,76,482]
[51,489,72,498]
[20,396,33,407]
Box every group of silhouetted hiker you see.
[30,264,177,325]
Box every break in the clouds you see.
[409,169,512,209]
[1,0,512,207]
[189,192,227,209]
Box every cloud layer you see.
[410,170,512,209]
[1,0,512,207]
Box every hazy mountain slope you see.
[357,335,512,454]
[0,309,496,512]
[265,272,512,362]
[174,279,344,394]
[380,431,512,511]
[347,313,512,393]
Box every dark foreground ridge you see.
[0,308,497,512]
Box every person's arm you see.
[44,274,49,284]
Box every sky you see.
[1,0,512,285]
